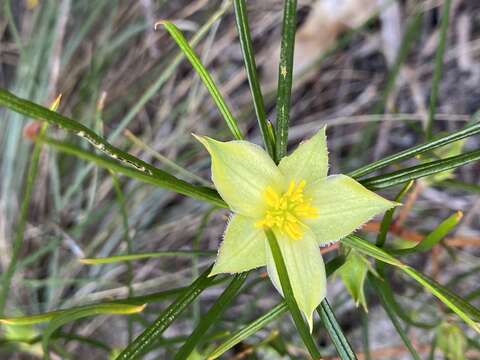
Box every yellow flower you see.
[195,127,397,330]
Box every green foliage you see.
[0,1,479,359]
[336,249,371,312]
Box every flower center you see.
[255,180,318,240]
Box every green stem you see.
[275,0,297,162]
[234,0,275,157]
[174,272,249,360]
[115,266,215,360]
[317,299,357,359]
[265,229,321,359]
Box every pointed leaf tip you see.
[154,20,169,30]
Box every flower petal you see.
[306,174,397,245]
[278,127,328,184]
[210,215,267,276]
[195,135,285,217]
[265,228,326,331]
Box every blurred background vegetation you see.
[0,0,479,358]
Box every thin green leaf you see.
[391,211,462,255]
[342,236,404,268]
[368,275,421,360]
[0,94,61,314]
[0,276,229,328]
[157,21,243,140]
[108,1,231,142]
[426,0,452,139]
[41,304,146,359]
[370,275,440,329]
[61,2,232,205]
[39,136,227,208]
[234,0,275,157]
[80,250,215,265]
[360,310,372,360]
[0,89,153,174]
[0,89,227,208]
[264,229,322,359]
[206,256,345,359]
[376,180,414,248]
[174,272,249,360]
[360,148,480,190]
[115,266,215,360]
[0,303,145,327]
[349,121,480,178]
[344,235,480,334]
[402,267,480,333]
[317,299,357,360]
[274,0,297,162]
[207,302,287,360]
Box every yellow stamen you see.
[255,180,318,240]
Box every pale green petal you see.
[306,175,397,245]
[195,135,285,217]
[210,215,267,276]
[265,228,326,332]
[278,126,328,184]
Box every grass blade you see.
[370,275,440,329]
[376,180,414,248]
[206,256,345,359]
[317,299,357,360]
[39,136,227,208]
[426,0,452,139]
[115,266,215,360]
[368,275,421,360]
[264,229,322,359]
[402,267,480,332]
[0,89,227,208]
[234,0,275,157]
[80,250,215,264]
[274,0,297,162]
[0,277,230,327]
[360,148,480,190]
[207,302,287,360]
[0,88,226,207]
[41,304,146,359]
[157,21,243,141]
[349,121,480,178]
[0,303,144,327]
[0,88,157,175]
[174,272,249,360]
[108,1,231,142]
[343,235,480,333]
[391,211,462,255]
[0,95,61,315]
